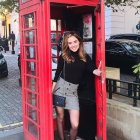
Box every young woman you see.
[52,31,101,140]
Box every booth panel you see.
[20,0,55,139]
[20,0,40,10]
[20,7,41,140]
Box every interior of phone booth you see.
[51,3,97,139]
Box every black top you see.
[53,51,95,84]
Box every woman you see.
[52,31,101,140]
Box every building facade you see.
[105,6,140,39]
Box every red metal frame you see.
[50,0,98,6]
[95,0,106,139]
[19,0,106,140]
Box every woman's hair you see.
[62,31,86,63]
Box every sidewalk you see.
[0,51,22,138]
[0,127,24,140]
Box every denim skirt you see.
[53,77,79,110]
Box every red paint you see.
[19,0,106,140]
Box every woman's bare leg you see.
[69,110,80,140]
[56,107,65,140]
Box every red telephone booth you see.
[19,0,106,140]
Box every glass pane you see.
[51,19,56,31]
[27,77,37,91]
[24,13,34,28]
[58,33,62,42]
[28,106,37,122]
[52,58,57,68]
[52,45,57,57]
[27,92,37,107]
[27,62,36,75]
[51,33,56,43]
[28,121,38,138]
[25,31,35,44]
[26,46,36,59]
[58,20,61,31]
[22,0,27,3]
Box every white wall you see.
[105,7,125,39]
[10,12,19,41]
[0,20,2,37]
[10,12,20,53]
[105,6,140,39]
[107,99,140,140]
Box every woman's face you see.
[67,36,80,52]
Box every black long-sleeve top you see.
[53,51,95,84]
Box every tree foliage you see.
[0,0,140,14]
[0,0,19,14]
[105,0,140,14]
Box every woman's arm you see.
[52,82,56,92]
[93,61,101,76]
[86,54,101,76]
[53,55,64,82]
[52,55,64,92]
[93,69,101,76]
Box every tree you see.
[0,0,19,38]
[105,0,140,14]
[0,0,19,14]
[0,0,139,14]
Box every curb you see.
[0,122,23,131]
[0,126,23,139]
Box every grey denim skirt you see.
[53,77,79,110]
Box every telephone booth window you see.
[51,19,56,31]
[27,92,37,107]
[24,13,34,28]
[28,106,38,121]
[22,11,40,139]
[51,33,57,43]
[28,121,38,138]
[51,19,63,79]
[58,20,61,31]
[26,46,36,59]
[26,76,38,92]
[22,0,30,4]
[25,31,35,44]
[26,61,36,75]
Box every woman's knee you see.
[57,114,64,123]
[71,122,79,130]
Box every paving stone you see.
[0,51,22,131]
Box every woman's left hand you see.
[93,61,102,76]
[93,69,102,76]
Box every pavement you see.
[0,49,23,140]
[0,48,138,140]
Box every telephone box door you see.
[19,0,53,140]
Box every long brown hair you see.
[62,31,86,63]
